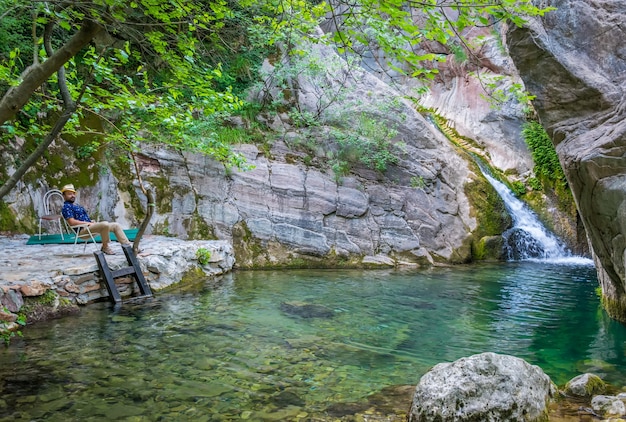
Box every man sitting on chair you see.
[61,184,131,255]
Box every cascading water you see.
[425,116,591,264]
[480,171,570,261]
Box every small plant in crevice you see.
[510,181,526,197]
[411,176,426,189]
[288,108,319,128]
[1,307,26,346]
[196,247,212,265]
[75,141,101,159]
[476,73,536,115]
[595,286,603,299]
[528,177,542,191]
[326,113,402,178]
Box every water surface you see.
[1,262,625,421]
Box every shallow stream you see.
[2,261,626,421]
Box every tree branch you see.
[0,106,75,200]
[0,19,102,125]
[0,23,96,201]
[44,21,74,107]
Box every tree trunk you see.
[0,19,101,125]
[133,189,155,254]
[0,20,92,202]
[0,106,76,199]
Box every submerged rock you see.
[279,301,335,318]
[591,395,626,418]
[408,352,555,422]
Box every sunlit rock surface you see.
[564,373,606,398]
[129,47,482,268]
[408,352,555,422]
[0,235,234,314]
[1,12,592,269]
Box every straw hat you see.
[61,184,76,194]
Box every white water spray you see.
[479,169,593,265]
[482,172,565,259]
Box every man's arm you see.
[66,217,93,227]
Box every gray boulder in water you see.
[280,301,335,318]
[408,352,556,422]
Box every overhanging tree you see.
[0,0,247,201]
[0,0,554,202]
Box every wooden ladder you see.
[94,244,152,305]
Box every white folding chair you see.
[70,223,98,253]
[38,190,66,240]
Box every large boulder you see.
[507,0,626,321]
[408,352,555,422]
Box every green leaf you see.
[58,20,71,31]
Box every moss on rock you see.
[20,290,79,324]
[599,293,626,324]
[231,220,265,268]
[184,212,217,240]
[564,373,606,397]
[0,202,34,233]
[475,235,506,261]
[464,171,512,261]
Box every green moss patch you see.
[20,291,79,324]
[464,174,512,261]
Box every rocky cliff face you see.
[507,0,626,321]
[2,17,586,271]
[132,54,485,268]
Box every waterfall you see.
[481,172,565,260]
[478,166,593,265]
[423,116,591,264]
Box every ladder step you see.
[111,267,136,278]
[94,245,153,306]
[123,295,154,304]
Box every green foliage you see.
[595,286,603,299]
[75,142,100,159]
[329,155,350,181]
[0,0,255,178]
[0,1,31,55]
[310,0,554,80]
[411,176,426,189]
[329,113,401,175]
[528,177,542,191]
[0,328,20,346]
[288,109,319,128]
[36,289,58,306]
[510,180,526,197]
[195,247,212,265]
[0,0,556,199]
[214,127,255,145]
[1,306,26,346]
[522,121,567,189]
[479,74,536,112]
[449,44,468,63]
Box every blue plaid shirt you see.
[62,202,92,223]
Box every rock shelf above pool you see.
[0,234,235,328]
